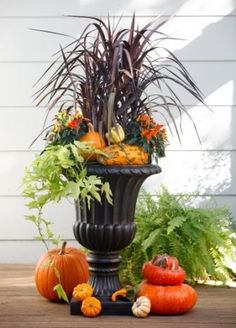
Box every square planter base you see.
[70,296,133,316]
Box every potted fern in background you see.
[23,14,207,314]
[120,188,236,287]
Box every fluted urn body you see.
[73,164,161,297]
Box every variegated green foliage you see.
[120,187,236,286]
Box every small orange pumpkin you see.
[79,123,106,160]
[81,296,102,317]
[34,241,89,302]
[111,288,127,301]
[72,283,93,301]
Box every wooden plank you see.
[143,149,234,195]
[0,62,235,107]
[0,196,75,240]
[1,149,234,196]
[1,193,236,241]
[0,16,235,61]
[0,106,235,151]
[0,240,80,264]
[0,264,235,328]
[0,108,47,151]
[0,0,234,16]
[159,105,236,151]
[0,193,236,264]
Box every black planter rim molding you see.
[86,163,161,176]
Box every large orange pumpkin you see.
[79,123,106,160]
[137,281,197,315]
[35,241,89,302]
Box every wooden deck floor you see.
[0,264,235,328]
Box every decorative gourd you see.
[72,283,93,301]
[96,144,149,165]
[132,296,151,318]
[81,296,102,317]
[35,241,89,302]
[143,254,186,285]
[79,122,106,160]
[105,123,125,144]
[111,288,127,301]
[137,281,197,315]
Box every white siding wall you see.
[0,0,235,263]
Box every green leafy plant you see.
[120,187,236,286]
[22,141,112,301]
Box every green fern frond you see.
[167,216,188,234]
[120,187,236,287]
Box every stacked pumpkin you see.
[136,254,197,315]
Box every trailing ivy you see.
[120,187,236,286]
[22,142,112,245]
[22,141,112,301]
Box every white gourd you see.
[132,296,151,318]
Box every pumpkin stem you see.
[87,122,95,133]
[152,254,179,271]
[59,241,67,255]
[151,255,159,265]
[152,254,168,268]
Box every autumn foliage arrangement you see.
[23,14,207,306]
[46,107,167,163]
[33,14,205,164]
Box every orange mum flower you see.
[66,119,79,129]
[137,114,153,127]
[154,124,163,133]
[141,128,157,142]
[141,124,167,143]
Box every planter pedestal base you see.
[70,297,132,316]
[70,164,161,316]
[86,251,122,296]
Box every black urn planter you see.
[71,164,161,315]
